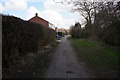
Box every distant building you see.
[56,28,68,36]
[56,28,66,33]
[28,13,55,29]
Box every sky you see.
[0,0,85,29]
[1,0,118,29]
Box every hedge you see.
[2,15,55,68]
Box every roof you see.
[28,15,49,23]
[56,29,66,31]
[28,13,49,27]
[28,13,55,29]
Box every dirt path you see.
[45,35,93,78]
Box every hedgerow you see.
[2,15,55,67]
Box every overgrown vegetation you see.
[69,1,120,46]
[68,1,120,77]
[2,15,55,68]
[3,40,58,78]
[70,38,119,78]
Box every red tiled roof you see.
[56,29,66,31]
[28,16,49,23]
[28,13,49,27]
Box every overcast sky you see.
[0,0,118,29]
[0,0,85,29]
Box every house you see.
[28,13,55,29]
[56,28,68,37]
[56,28,66,33]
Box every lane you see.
[45,35,90,78]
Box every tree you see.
[94,1,120,45]
[70,22,82,38]
[55,0,120,45]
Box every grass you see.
[70,38,119,78]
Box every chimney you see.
[35,13,38,16]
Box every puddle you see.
[66,71,74,74]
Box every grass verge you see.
[70,38,119,78]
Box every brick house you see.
[28,13,55,29]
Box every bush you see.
[70,27,81,38]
